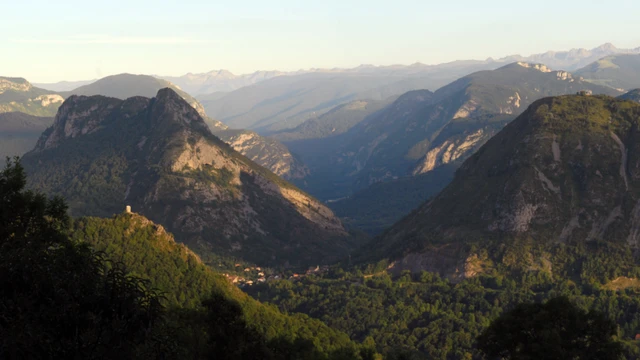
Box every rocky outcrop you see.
[516,62,552,73]
[214,129,310,180]
[413,128,489,174]
[33,94,64,107]
[0,77,32,93]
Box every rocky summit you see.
[22,88,352,267]
[366,94,640,280]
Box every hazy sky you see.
[3,0,640,82]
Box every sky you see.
[2,0,640,82]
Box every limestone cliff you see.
[213,129,310,180]
[0,77,63,117]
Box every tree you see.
[0,158,163,359]
[477,296,623,360]
[203,292,270,359]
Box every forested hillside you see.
[0,158,374,359]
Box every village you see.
[222,264,330,287]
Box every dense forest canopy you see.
[0,158,375,359]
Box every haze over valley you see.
[4,1,640,358]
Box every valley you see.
[4,20,640,358]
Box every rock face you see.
[23,88,352,267]
[213,129,309,180]
[0,77,63,117]
[366,95,640,279]
[406,63,619,178]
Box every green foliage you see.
[70,214,222,308]
[4,158,375,359]
[246,266,640,359]
[71,212,372,359]
[477,297,624,360]
[0,158,164,359]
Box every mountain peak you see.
[205,69,236,78]
[595,42,617,52]
[24,91,352,267]
[155,86,185,102]
[150,87,211,135]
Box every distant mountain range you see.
[193,43,639,133]
[196,72,446,133]
[22,43,640,136]
[161,43,639,96]
[493,42,640,71]
[160,70,288,95]
[34,79,96,92]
